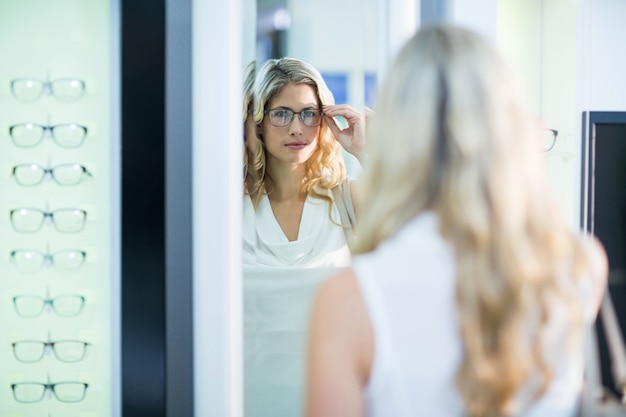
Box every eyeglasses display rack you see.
[0,0,117,416]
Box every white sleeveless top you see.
[352,212,586,417]
[243,192,351,416]
[243,193,351,269]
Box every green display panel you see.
[0,0,116,416]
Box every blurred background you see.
[0,1,625,416]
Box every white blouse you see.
[243,192,351,416]
[243,193,351,269]
[353,212,585,417]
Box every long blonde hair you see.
[247,57,346,208]
[353,25,588,416]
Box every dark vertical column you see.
[588,116,626,397]
[165,0,194,415]
[121,0,166,415]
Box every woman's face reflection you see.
[242,0,373,415]
[260,83,322,165]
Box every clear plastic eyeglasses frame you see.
[10,244,87,273]
[12,333,91,363]
[12,288,85,318]
[545,128,558,152]
[10,206,87,233]
[12,162,93,186]
[10,71,86,102]
[8,122,88,148]
[11,375,88,403]
[264,107,323,127]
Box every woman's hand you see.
[323,105,367,162]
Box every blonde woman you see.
[243,57,364,268]
[306,25,608,417]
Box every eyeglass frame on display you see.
[12,339,91,363]
[11,162,93,186]
[9,207,87,233]
[10,76,86,102]
[8,123,88,148]
[545,128,558,152]
[11,380,88,403]
[10,247,87,273]
[12,293,86,318]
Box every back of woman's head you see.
[356,24,589,416]
[248,57,345,201]
[357,24,546,248]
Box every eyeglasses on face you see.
[11,381,88,403]
[12,163,93,186]
[13,294,86,318]
[545,128,558,152]
[12,339,91,363]
[10,77,86,102]
[264,107,323,127]
[9,123,88,148]
[10,248,87,273]
[10,207,87,233]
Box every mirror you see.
[242,1,584,415]
[242,0,378,416]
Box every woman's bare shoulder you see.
[311,268,374,381]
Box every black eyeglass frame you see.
[10,381,89,403]
[263,107,324,127]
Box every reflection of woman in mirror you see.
[306,25,608,417]
[243,57,365,268]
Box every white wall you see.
[450,0,580,227]
[449,0,499,42]
[377,0,420,80]
[497,0,580,228]
[583,0,626,111]
[285,0,378,109]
